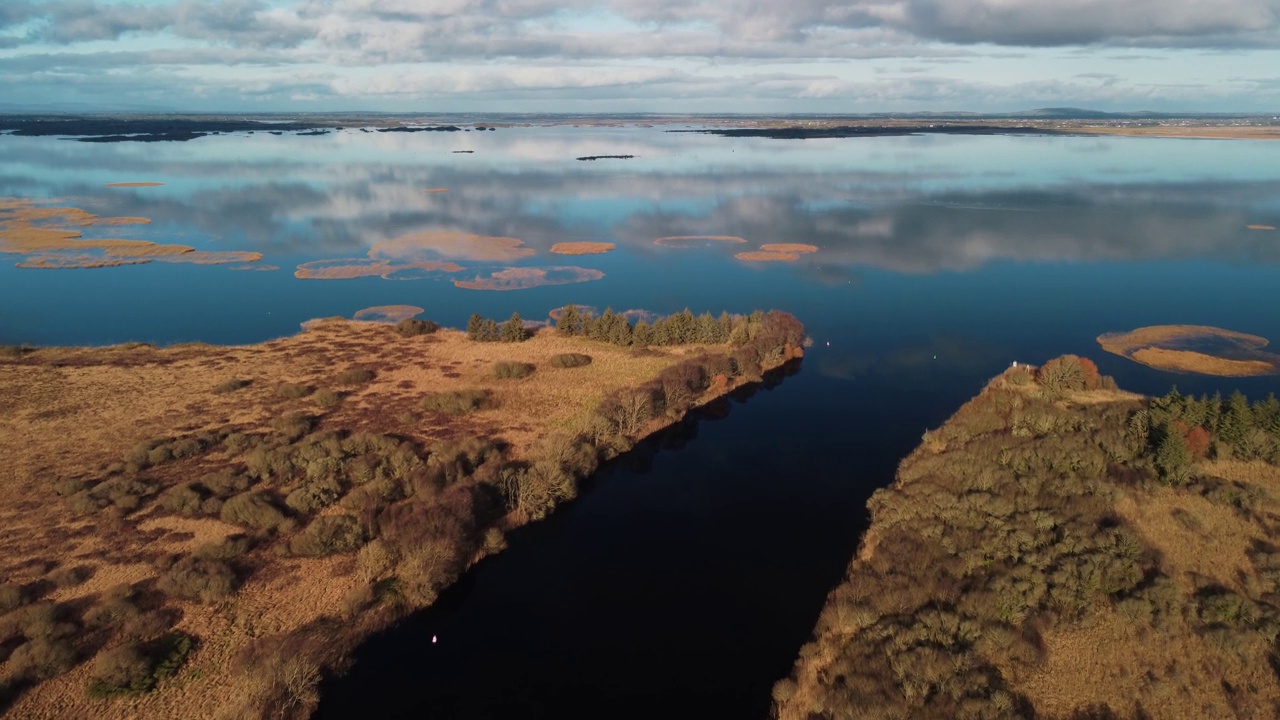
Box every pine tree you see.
[557,305,581,336]
[500,312,525,342]
[466,313,484,341]
[632,321,653,347]
[1155,429,1193,485]
[1219,390,1253,445]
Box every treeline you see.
[465,306,778,347]
[774,355,1280,720]
[1133,387,1280,484]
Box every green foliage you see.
[500,312,527,342]
[556,305,582,336]
[419,389,496,416]
[493,361,535,379]
[466,313,500,341]
[394,318,439,337]
[213,378,251,394]
[546,305,799,352]
[549,352,592,368]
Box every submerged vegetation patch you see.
[549,241,615,255]
[453,266,605,291]
[1098,324,1280,376]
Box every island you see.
[774,355,1280,718]
[0,308,805,719]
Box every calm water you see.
[3,123,1280,718]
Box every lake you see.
[3,122,1280,717]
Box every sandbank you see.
[352,305,425,323]
[654,235,748,246]
[1097,324,1280,376]
[549,242,615,256]
[104,182,164,187]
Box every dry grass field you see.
[775,357,1280,719]
[0,316,801,719]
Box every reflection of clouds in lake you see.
[453,266,605,291]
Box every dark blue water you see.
[3,124,1280,718]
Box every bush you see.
[202,468,251,497]
[193,535,253,561]
[8,637,76,680]
[549,353,592,368]
[0,582,28,612]
[278,383,314,400]
[336,368,376,385]
[84,585,141,629]
[88,632,194,697]
[394,318,439,337]
[420,389,496,416]
[1038,355,1087,395]
[288,515,367,557]
[493,361,535,379]
[500,312,526,342]
[213,378,251,394]
[221,492,289,532]
[46,565,92,589]
[158,483,206,515]
[285,482,340,515]
[158,556,236,603]
[313,389,341,408]
[270,413,315,442]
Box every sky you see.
[2,0,1280,113]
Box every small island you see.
[0,308,803,719]
[775,356,1280,718]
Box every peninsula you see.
[775,356,1280,718]
[0,309,804,719]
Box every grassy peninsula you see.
[0,308,804,719]
[776,356,1280,719]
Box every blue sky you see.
[2,0,1280,113]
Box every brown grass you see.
[1,197,263,269]
[0,319,775,719]
[453,266,605,291]
[351,305,425,323]
[549,242,615,255]
[1098,324,1280,376]
[104,182,164,187]
[1247,225,1276,230]
[422,188,449,194]
[293,259,463,280]
[735,250,799,262]
[759,243,818,253]
[370,230,535,263]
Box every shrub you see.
[493,361,535,379]
[88,632,194,697]
[8,637,76,680]
[278,383,314,400]
[202,468,251,497]
[500,312,526,342]
[1038,355,1087,395]
[46,565,92,589]
[159,556,236,603]
[158,483,206,515]
[213,378,251,394]
[193,535,253,561]
[285,482,341,515]
[270,413,315,442]
[336,368,376,385]
[84,585,141,629]
[288,515,367,557]
[221,492,288,532]
[394,318,439,337]
[0,582,28,612]
[313,389,341,408]
[420,389,496,416]
[549,353,592,368]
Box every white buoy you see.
[432,635,438,644]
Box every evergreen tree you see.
[696,312,719,344]
[592,308,616,341]
[1220,390,1253,445]
[1253,394,1280,435]
[632,321,653,347]
[557,305,581,336]
[717,312,733,343]
[1155,429,1193,486]
[608,316,634,346]
[466,313,484,341]
[500,312,525,342]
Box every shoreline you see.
[0,311,804,719]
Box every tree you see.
[632,321,653,347]
[466,313,484,341]
[1219,390,1253,445]
[1155,430,1193,486]
[500,312,525,343]
[556,305,581,336]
